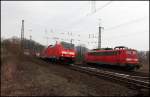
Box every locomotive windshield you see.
[61,42,74,49]
[126,50,137,55]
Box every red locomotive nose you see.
[40,41,76,64]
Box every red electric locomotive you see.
[84,46,140,70]
[40,41,76,63]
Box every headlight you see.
[134,59,138,61]
[126,58,132,61]
[126,58,138,61]
[62,51,75,55]
[62,51,67,54]
[69,52,75,55]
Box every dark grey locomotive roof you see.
[61,41,74,49]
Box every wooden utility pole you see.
[29,35,32,49]
[21,20,24,50]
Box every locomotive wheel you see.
[126,65,138,71]
[82,61,87,65]
[58,57,74,64]
[125,65,133,71]
[66,58,74,64]
[132,67,138,71]
[132,65,140,71]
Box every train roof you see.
[60,41,74,49]
[88,49,136,53]
[89,46,136,53]
[92,48,113,50]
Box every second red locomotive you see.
[84,46,140,70]
[40,41,76,63]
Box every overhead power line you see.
[68,1,113,30]
[105,30,149,39]
[105,16,148,31]
[87,1,113,16]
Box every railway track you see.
[69,64,150,90]
[76,63,149,77]
[37,58,149,92]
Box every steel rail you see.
[69,64,150,89]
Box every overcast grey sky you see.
[1,1,149,51]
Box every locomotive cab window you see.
[48,45,54,48]
[126,51,132,54]
[132,51,136,54]
[127,50,137,55]
[116,51,121,55]
[61,42,74,49]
